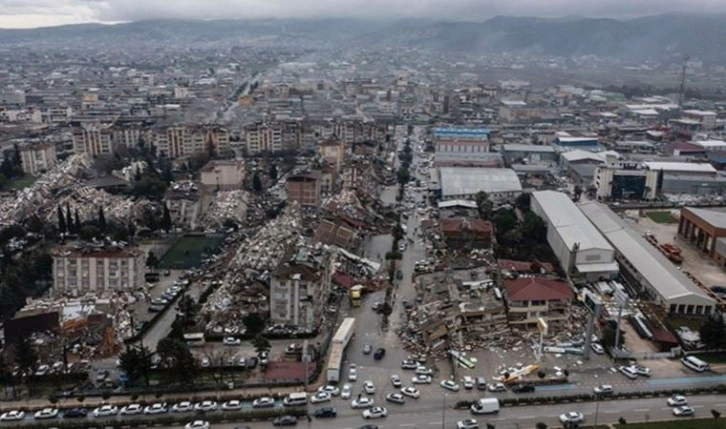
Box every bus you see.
[183,333,205,348]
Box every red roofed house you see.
[440,217,493,249]
[503,277,573,328]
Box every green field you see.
[8,175,38,190]
[647,211,679,224]
[159,234,225,269]
[616,418,726,429]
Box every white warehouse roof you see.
[579,202,715,306]
[643,161,717,174]
[438,167,522,197]
[532,191,613,253]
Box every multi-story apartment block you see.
[52,245,146,297]
[318,137,345,172]
[244,122,283,154]
[71,123,114,156]
[269,246,334,330]
[286,170,321,207]
[200,159,245,190]
[19,142,58,175]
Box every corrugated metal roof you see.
[439,167,522,197]
[643,162,716,174]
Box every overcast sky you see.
[0,0,724,29]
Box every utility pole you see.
[441,393,447,429]
[593,392,601,429]
[303,339,310,424]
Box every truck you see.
[327,318,355,383]
[471,398,500,415]
[350,285,364,307]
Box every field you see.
[646,211,679,224]
[616,418,726,429]
[159,234,225,269]
[7,175,38,190]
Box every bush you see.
[619,416,627,425]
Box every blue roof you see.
[433,127,490,136]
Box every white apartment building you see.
[245,122,283,154]
[20,143,58,175]
[52,246,146,297]
[71,123,114,156]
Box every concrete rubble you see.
[201,190,250,226]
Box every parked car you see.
[193,401,218,412]
[593,385,613,395]
[559,412,584,424]
[0,411,24,421]
[313,407,337,418]
[364,380,376,394]
[172,402,194,413]
[310,391,331,404]
[247,357,258,369]
[93,405,119,417]
[348,364,358,382]
[252,397,276,408]
[363,407,388,419]
[62,408,87,418]
[272,415,298,426]
[487,383,506,392]
[618,365,638,379]
[120,404,144,415]
[415,366,433,375]
[511,384,535,393]
[412,374,432,384]
[184,421,209,429]
[462,376,474,389]
[440,379,461,392]
[34,408,58,420]
[222,400,243,411]
[632,365,651,377]
[386,393,406,404]
[363,344,372,354]
[457,419,480,429]
[401,360,418,370]
[590,343,605,354]
[391,374,402,387]
[318,385,340,396]
[144,403,168,415]
[401,387,420,398]
[223,337,241,346]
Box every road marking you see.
[400,425,416,427]
[429,422,440,425]
[516,415,536,419]
[716,404,726,407]
[694,405,705,409]
[634,408,650,412]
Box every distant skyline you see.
[0,0,724,29]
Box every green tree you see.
[252,172,262,192]
[515,192,531,211]
[74,209,81,233]
[397,167,410,185]
[79,225,100,241]
[522,212,547,242]
[156,338,198,385]
[98,206,107,235]
[493,210,518,236]
[57,205,66,235]
[13,336,36,393]
[119,345,152,387]
[161,205,172,233]
[146,251,159,270]
[243,313,266,336]
[700,314,726,349]
[269,164,278,181]
[475,191,493,220]
[251,334,271,356]
[66,205,73,234]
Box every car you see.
[415,366,433,375]
[363,344,373,354]
[173,401,194,412]
[223,337,241,346]
[374,348,386,360]
[318,385,340,396]
[363,407,388,419]
[511,384,535,393]
[590,343,605,354]
[401,386,420,398]
[348,365,358,382]
[364,380,376,394]
[441,379,461,392]
[194,401,218,412]
[285,344,302,355]
[593,384,613,395]
[457,419,480,429]
[667,395,688,406]
[144,403,168,415]
[341,384,352,399]
[237,357,247,367]
[259,351,269,366]
[222,400,243,410]
[247,357,259,369]
[632,365,651,377]
[401,359,418,370]
[462,376,474,389]
[351,396,374,408]
[673,405,695,417]
[185,421,210,429]
[488,383,506,392]
[618,365,638,379]
[93,405,119,417]
[559,412,585,424]
[62,408,87,418]
[35,364,50,376]
[252,396,276,408]
[313,407,337,418]
[391,374,402,387]
[386,393,405,404]
[412,374,432,384]
[358,425,380,429]
[34,408,58,420]
[120,404,144,415]
[0,410,24,421]
[310,391,331,404]
[95,369,109,382]
[396,271,403,280]
[201,357,210,367]
[273,415,298,426]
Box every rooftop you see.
[683,207,726,229]
[502,144,556,153]
[438,167,522,197]
[643,161,717,174]
[504,277,573,302]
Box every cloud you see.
[1,0,725,28]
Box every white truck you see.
[471,398,500,415]
[326,318,355,383]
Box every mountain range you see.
[1,14,724,64]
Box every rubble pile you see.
[201,190,249,226]
[233,204,303,272]
[52,186,139,224]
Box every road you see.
[43,394,726,429]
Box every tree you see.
[74,209,81,233]
[536,423,548,429]
[475,191,493,220]
[515,193,531,212]
[156,338,198,385]
[251,334,271,356]
[57,206,66,235]
[161,205,172,233]
[396,167,410,185]
[493,210,518,237]
[13,336,36,394]
[79,225,100,241]
[619,417,627,425]
[243,313,266,336]
[269,163,278,181]
[98,206,107,235]
[146,251,159,270]
[65,205,73,234]
[522,212,547,242]
[700,314,726,349]
[252,172,262,192]
[119,345,152,387]
[48,394,58,405]
[712,409,721,429]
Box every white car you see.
[488,383,506,392]
[618,365,637,379]
[401,386,420,398]
[193,401,218,412]
[341,384,352,399]
[185,421,210,429]
[222,400,243,410]
[348,364,358,382]
[590,343,605,354]
[93,405,119,417]
[412,374,432,384]
[310,391,331,404]
[632,365,651,377]
[673,405,695,417]
[318,385,340,396]
[362,406,388,419]
[34,364,50,376]
[0,410,25,421]
[143,403,167,415]
[593,385,613,395]
[415,366,433,375]
[172,401,194,413]
[252,397,276,408]
[33,408,58,420]
[120,404,144,415]
[457,419,479,429]
[364,380,376,394]
[391,374,402,387]
[667,395,688,406]
[386,393,406,404]
[351,396,374,409]
[440,379,460,392]
[559,411,585,424]
[462,376,474,389]
[223,337,241,346]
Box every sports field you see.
[159,234,224,269]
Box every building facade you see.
[679,207,726,265]
[20,143,58,175]
[52,246,146,297]
[504,277,573,328]
[199,159,246,190]
[286,171,321,207]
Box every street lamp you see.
[441,393,447,429]
[593,392,601,429]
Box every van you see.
[283,392,308,407]
[471,398,499,415]
[681,355,710,372]
[476,377,488,391]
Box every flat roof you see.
[696,140,726,148]
[579,202,715,305]
[438,167,522,197]
[643,162,717,174]
[432,127,490,136]
[683,207,726,229]
[438,199,478,209]
[502,144,556,153]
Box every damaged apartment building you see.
[269,244,336,332]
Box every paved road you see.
[104,394,726,429]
